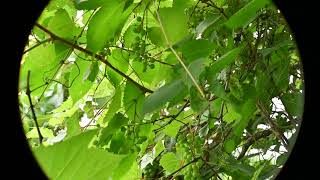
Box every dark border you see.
[274,0,317,179]
[2,0,317,179]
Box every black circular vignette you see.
[2,0,49,179]
[1,0,318,179]
[273,0,319,179]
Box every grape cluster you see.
[176,133,205,180]
[185,3,215,29]
[130,17,156,72]
[143,160,164,179]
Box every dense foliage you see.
[19,0,304,179]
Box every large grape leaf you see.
[178,39,216,64]
[74,0,113,10]
[33,130,126,180]
[103,87,122,123]
[160,152,182,174]
[87,1,132,52]
[123,81,145,122]
[164,121,183,137]
[157,4,189,46]
[281,92,304,118]
[196,15,221,36]
[65,110,83,139]
[208,47,241,76]
[112,153,137,179]
[232,99,257,137]
[225,0,271,29]
[142,79,187,115]
[20,43,57,96]
[98,113,129,144]
[69,58,95,104]
[48,8,76,40]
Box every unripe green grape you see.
[149,63,155,69]
[137,16,142,22]
[184,174,192,180]
[186,154,192,161]
[134,26,142,33]
[195,161,202,168]
[135,36,140,42]
[93,140,99,145]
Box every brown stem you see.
[257,100,289,148]
[26,71,43,144]
[167,157,201,179]
[34,23,153,94]
[237,129,272,160]
[23,38,52,54]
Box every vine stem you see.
[167,157,201,179]
[34,23,153,94]
[23,38,52,54]
[256,100,289,148]
[154,2,206,99]
[26,70,43,144]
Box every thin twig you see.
[257,100,289,148]
[26,71,43,144]
[167,157,201,179]
[154,2,206,99]
[23,38,52,54]
[237,129,272,160]
[34,23,153,94]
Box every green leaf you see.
[190,86,209,112]
[112,153,137,179]
[69,59,94,104]
[251,162,267,180]
[123,81,145,121]
[65,110,83,139]
[164,121,183,137]
[225,0,271,29]
[224,139,236,153]
[99,113,129,144]
[142,79,187,115]
[26,127,54,139]
[20,43,57,96]
[109,131,126,153]
[196,15,221,36]
[154,140,164,157]
[147,27,166,47]
[48,8,76,40]
[184,58,209,87]
[124,24,141,48]
[281,92,304,118]
[131,60,171,86]
[209,47,241,76]
[106,49,129,86]
[272,53,290,92]
[74,0,110,10]
[208,76,227,99]
[160,152,181,174]
[103,87,122,123]
[178,40,216,64]
[87,1,129,52]
[138,124,152,137]
[84,101,94,118]
[233,99,256,137]
[33,130,126,180]
[83,61,99,82]
[199,124,209,138]
[158,5,189,46]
